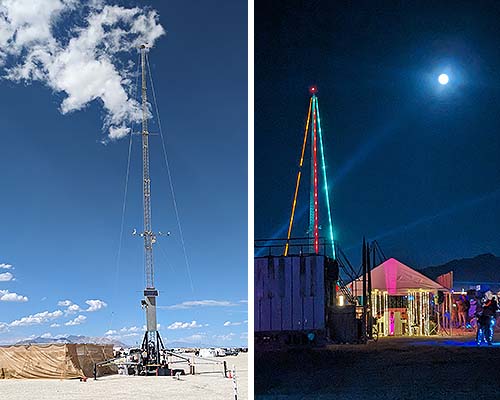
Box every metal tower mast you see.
[141,45,154,288]
[139,43,164,368]
[284,86,336,258]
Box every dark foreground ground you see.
[255,335,500,399]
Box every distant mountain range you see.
[16,335,127,348]
[420,253,500,283]
[14,335,231,349]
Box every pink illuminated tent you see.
[349,258,448,296]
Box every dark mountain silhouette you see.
[420,253,500,283]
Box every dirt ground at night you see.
[255,335,500,399]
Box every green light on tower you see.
[315,96,336,259]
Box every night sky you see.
[255,0,500,269]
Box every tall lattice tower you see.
[138,44,164,367]
[284,86,336,258]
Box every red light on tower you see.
[309,85,318,95]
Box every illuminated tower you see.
[284,86,335,258]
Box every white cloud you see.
[105,325,147,341]
[85,299,107,312]
[0,323,9,333]
[0,1,165,140]
[57,299,82,314]
[50,323,60,328]
[223,320,247,327]
[128,326,141,332]
[141,324,161,331]
[65,315,86,326]
[9,309,63,326]
[213,333,235,342]
[0,263,12,269]
[119,325,141,333]
[174,334,206,344]
[0,290,28,302]
[167,320,202,330]
[66,304,82,313]
[109,125,130,140]
[0,0,74,52]
[122,332,140,338]
[160,300,237,310]
[40,332,52,339]
[239,300,248,303]
[104,326,144,342]
[0,272,13,281]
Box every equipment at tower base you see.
[254,244,340,346]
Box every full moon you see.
[438,73,449,85]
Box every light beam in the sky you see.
[438,73,449,85]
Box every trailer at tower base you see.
[255,253,357,346]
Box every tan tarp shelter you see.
[349,258,447,295]
[0,343,116,379]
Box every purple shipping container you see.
[255,255,335,333]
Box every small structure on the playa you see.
[0,343,115,379]
[349,258,449,336]
[254,252,341,345]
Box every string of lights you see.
[284,98,312,256]
[312,95,319,253]
[315,96,336,259]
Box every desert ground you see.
[0,353,247,400]
[255,335,500,399]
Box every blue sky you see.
[0,0,247,346]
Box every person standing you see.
[477,291,498,345]
[389,311,395,336]
[451,302,458,328]
[457,294,469,329]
